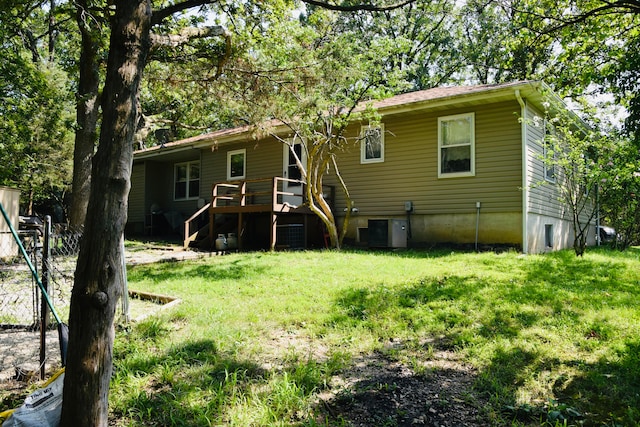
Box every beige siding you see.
[321,100,523,245]
[128,163,145,224]
[315,101,524,245]
[524,103,597,253]
[203,140,283,185]
[201,138,285,200]
[130,100,527,246]
[525,104,565,218]
[146,160,175,213]
[332,101,523,217]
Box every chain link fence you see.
[0,222,81,327]
[0,229,43,328]
[0,215,82,382]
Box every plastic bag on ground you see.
[1,369,64,427]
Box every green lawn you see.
[111,247,640,426]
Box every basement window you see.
[545,224,554,248]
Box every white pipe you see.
[475,201,481,251]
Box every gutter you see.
[377,81,543,118]
[515,89,528,254]
[134,144,199,160]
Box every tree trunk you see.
[60,1,151,426]
[68,0,102,227]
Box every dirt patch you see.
[262,330,487,426]
[125,245,209,265]
[0,329,61,384]
[317,350,486,426]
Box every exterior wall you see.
[527,212,574,253]
[330,100,524,247]
[0,186,20,258]
[523,103,597,253]
[145,160,173,212]
[127,163,146,234]
[524,104,565,218]
[346,212,521,246]
[201,137,283,194]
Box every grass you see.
[108,247,640,426]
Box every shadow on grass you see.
[478,340,640,426]
[554,339,640,425]
[328,274,547,346]
[112,340,264,425]
[127,257,270,283]
[111,320,336,425]
[327,250,640,426]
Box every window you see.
[360,124,384,163]
[438,113,475,177]
[227,149,246,180]
[545,224,554,248]
[174,161,200,200]
[286,142,303,186]
[543,123,556,182]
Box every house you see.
[126,80,597,254]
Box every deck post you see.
[209,184,218,247]
[270,212,277,251]
[238,212,243,250]
[240,181,246,206]
[270,177,278,250]
[238,181,246,250]
[209,211,215,248]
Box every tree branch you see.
[300,0,415,12]
[150,25,229,48]
[150,25,231,79]
[152,0,219,25]
[515,0,640,35]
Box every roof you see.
[372,81,534,109]
[134,80,558,159]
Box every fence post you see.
[39,215,52,379]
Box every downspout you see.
[515,89,528,254]
[596,185,600,245]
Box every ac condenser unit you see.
[367,219,407,248]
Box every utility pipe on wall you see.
[475,201,481,252]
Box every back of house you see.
[127,80,597,253]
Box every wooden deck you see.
[184,177,334,250]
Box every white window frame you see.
[360,124,385,164]
[174,160,200,201]
[438,112,475,178]
[227,149,246,180]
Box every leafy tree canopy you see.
[0,3,75,213]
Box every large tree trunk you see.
[60,1,151,426]
[68,0,102,227]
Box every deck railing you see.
[183,202,211,248]
[211,177,305,210]
[183,177,335,249]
